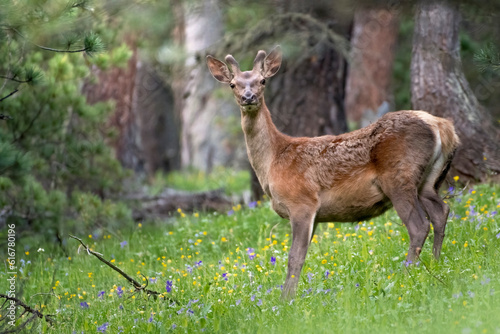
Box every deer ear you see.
[206,55,233,83]
[262,46,282,78]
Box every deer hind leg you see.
[419,157,453,259]
[380,177,430,262]
[419,190,449,259]
[394,194,430,262]
[282,207,316,300]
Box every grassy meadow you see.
[4,181,500,333]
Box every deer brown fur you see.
[206,46,460,299]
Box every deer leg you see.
[390,193,430,262]
[419,190,449,259]
[282,210,316,300]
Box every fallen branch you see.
[68,235,176,304]
[0,293,54,333]
[130,188,233,221]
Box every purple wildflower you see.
[496,232,500,239]
[248,201,257,209]
[257,299,263,306]
[272,306,278,312]
[325,270,330,279]
[307,272,313,283]
[195,260,203,267]
[236,299,241,306]
[149,277,157,284]
[355,283,360,288]
[247,248,256,260]
[80,301,89,309]
[448,186,454,193]
[187,299,199,307]
[172,324,177,329]
[148,313,154,323]
[270,256,276,266]
[97,322,109,333]
[116,286,123,298]
[119,304,124,310]
[266,288,273,294]
[251,295,255,302]
[186,265,193,274]
[98,291,105,299]
[227,210,235,216]
[257,285,262,291]
[222,273,228,281]
[404,260,412,267]
[166,280,173,293]
[482,277,491,285]
[120,241,128,248]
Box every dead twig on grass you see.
[0,293,54,333]
[68,234,176,304]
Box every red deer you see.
[206,46,460,299]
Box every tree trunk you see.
[411,1,500,183]
[180,0,247,172]
[345,7,399,128]
[84,41,181,176]
[134,62,181,174]
[83,38,143,171]
[267,46,347,137]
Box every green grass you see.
[4,183,500,333]
[149,167,250,196]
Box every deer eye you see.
[229,83,235,89]
[260,79,266,85]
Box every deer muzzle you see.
[241,91,257,105]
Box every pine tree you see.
[0,1,134,239]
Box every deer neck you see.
[241,98,287,191]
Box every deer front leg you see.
[282,210,316,300]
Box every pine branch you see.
[474,43,500,73]
[0,67,42,85]
[9,27,104,57]
[0,89,19,102]
[69,235,176,303]
[0,75,31,84]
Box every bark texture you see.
[83,40,141,171]
[84,42,181,175]
[345,7,399,128]
[135,62,181,174]
[180,0,247,172]
[411,1,500,183]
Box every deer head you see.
[206,46,282,114]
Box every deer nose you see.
[241,91,257,104]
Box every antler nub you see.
[225,55,241,74]
[253,50,267,72]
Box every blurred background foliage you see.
[0,0,499,245]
